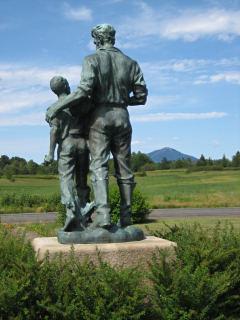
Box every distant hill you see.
[147,147,198,163]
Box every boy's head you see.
[50,76,70,96]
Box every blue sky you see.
[0,0,239,163]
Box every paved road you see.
[0,212,58,223]
[149,207,240,219]
[0,207,240,223]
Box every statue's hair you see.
[91,24,116,46]
[50,76,70,95]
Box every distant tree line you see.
[0,151,240,179]
[125,151,240,173]
[0,155,58,179]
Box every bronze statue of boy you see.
[45,76,94,231]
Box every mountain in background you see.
[147,147,198,163]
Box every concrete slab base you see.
[32,236,176,269]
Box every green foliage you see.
[232,151,240,167]
[0,193,61,213]
[147,222,240,320]
[58,187,150,226]
[24,222,61,237]
[131,152,153,172]
[161,157,171,169]
[0,225,151,320]
[0,155,58,175]
[185,165,223,173]
[135,171,147,177]
[196,154,207,167]
[1,222,240,319]
[109,187,150,224]
[57,202,67,226]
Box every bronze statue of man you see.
[46,24,148,230]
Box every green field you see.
[136,217,240,235]
[134,169,240,208]
[0,168,239,213]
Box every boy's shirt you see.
[50,108,85,144]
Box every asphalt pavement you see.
[149,207,240,219]
[0,207,240,223]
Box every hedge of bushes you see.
[0,193,61,214]
[0,225,152,320]
[148,222,240,320]
[0,188,150,224]
[58,187,150,226]
[1,221,240,319]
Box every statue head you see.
[91,24,116,48]
[50,76,70,96]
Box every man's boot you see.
[90,179,111,229]
[118,182,135,228]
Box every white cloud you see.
[0,64,82,114]
[161,9,240,41]
[0,112,46,126]
[0,64,82,88]
[210,73,240,84]
[117,3,240,47]
[172,137,180,141]
[194,72,240,85]
[131,112,228,123]
[139,58,240,88]
[131,140,142,145]
[129,95,180,113]
[141,58,240,74]
[63,3,92,21]
[0,89,52,113]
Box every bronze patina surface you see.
[45,24,147,244]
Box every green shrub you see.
[185,165,223,173]
[0,193,61,213]
[57,202,66,225]
[58,187,150,226]
[109,187,150,224]
[147,222,240,320]
[135,171,147,177]
[0,225,152,319]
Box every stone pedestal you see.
[32,236,176,269]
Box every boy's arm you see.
[44,124,59,164]
[45,88,86,122]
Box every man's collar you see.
[97,46,121,53]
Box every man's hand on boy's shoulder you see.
[45,101,59,123]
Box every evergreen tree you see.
[232,151,240,167]
[221,154,230,167]
[161,157,170,169]
[196,154,207,166]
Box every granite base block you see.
[32,236,176,269]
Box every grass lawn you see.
[0,176,60,196]
[0,168,239,213]
[2,217,240,238]
[136,217,240,234]
[132,169,240,208]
